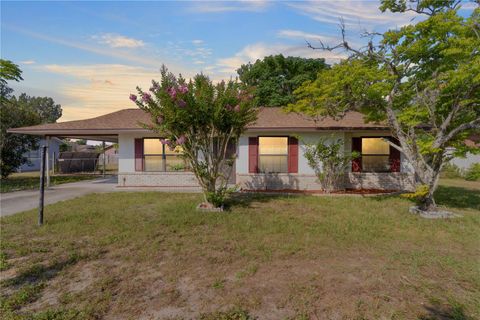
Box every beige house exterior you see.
[9,108,415,192]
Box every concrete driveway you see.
[0,176,117,217]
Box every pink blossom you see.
[234,104,241,112]
[142,93,152,103]
[167,87,177,99]
[225,104,233,111]
[176,135,186,145]
[157,116,163,124]
[178,84,188,94]
[177,99,187,108]
[129,94,137,102]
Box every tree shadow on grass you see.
[226,192,295,211]
[434,185,480,211]
[2,253,85,288]
[418,302,473,320]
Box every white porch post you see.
[102,141,106,177]
[46,136,50,188]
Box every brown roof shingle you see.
[8,107,388,136]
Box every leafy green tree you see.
[0,59,63,178]
[237,54,328,107]
[132,66,257,208]
[0,59,23,101]
[288,1,480,212]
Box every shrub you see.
[440,163,463,179]
[465,163,480,181]
[303,137,359,193]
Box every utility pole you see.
[38,145,47,226]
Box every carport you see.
[6,110,146,224]
[8,126,119,186]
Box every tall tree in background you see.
[237,54,328,107]
[0,59,62,178]
[288,1,479,212]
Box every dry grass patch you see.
[1,180,479,319]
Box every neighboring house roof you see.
[7,108,389,141]
[465,134,480,148]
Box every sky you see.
[1,0,476,122]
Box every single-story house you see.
[8,108,415,191]
[447,135,480,172]
[17,137,62,172]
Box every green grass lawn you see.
[0,172,102,193]
[0,179,479,319]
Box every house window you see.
[143,138,186,172]
[258,137,288,173]
[361,138,390,172]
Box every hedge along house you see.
[9,107,415,191]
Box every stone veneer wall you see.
[118,172,415,192]
[118,172,201,191]
[345,172,415,191]
[237,173,415,191]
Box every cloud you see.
[40,64,159,121]
[92,33,145,48]
[192,39,204,45]
[214,42,346,75]
[288,1,419,30]
[20,60,36,65]
[5,24,192,73]
[188,0,269,13]
[277,29,339,44]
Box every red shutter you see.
[248,137,259,173]
[389,137,401,172]
[288,136,298,173]
[134,138,144,171]
[352,137,362,172]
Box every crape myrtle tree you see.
[288,0,480,212]
[132,66,257,208]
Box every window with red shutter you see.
[389,137,401,172]
[288,136,298,173]
[352,137,362,172]
[134,138,144,171]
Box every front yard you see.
[1,180,479,319]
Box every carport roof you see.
[7,107,389,140]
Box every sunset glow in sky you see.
[2,1,475,121]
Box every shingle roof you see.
[8,107,388,136]
[249,107,387,130]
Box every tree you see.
[237,54,328,107]
[303,137,359,193]
[0,59,23,102]
[132,66,257,208]
[16,94,62,123]
[0,59,63,178]
[288,1,480,212]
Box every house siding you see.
[18,138,61,172]
[238,131,415,191]
[118,133,200,188]
[118,131,415,191]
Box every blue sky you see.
[1,1,476,121]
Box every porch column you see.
[45,136,50,188]
[102,141,106,177]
